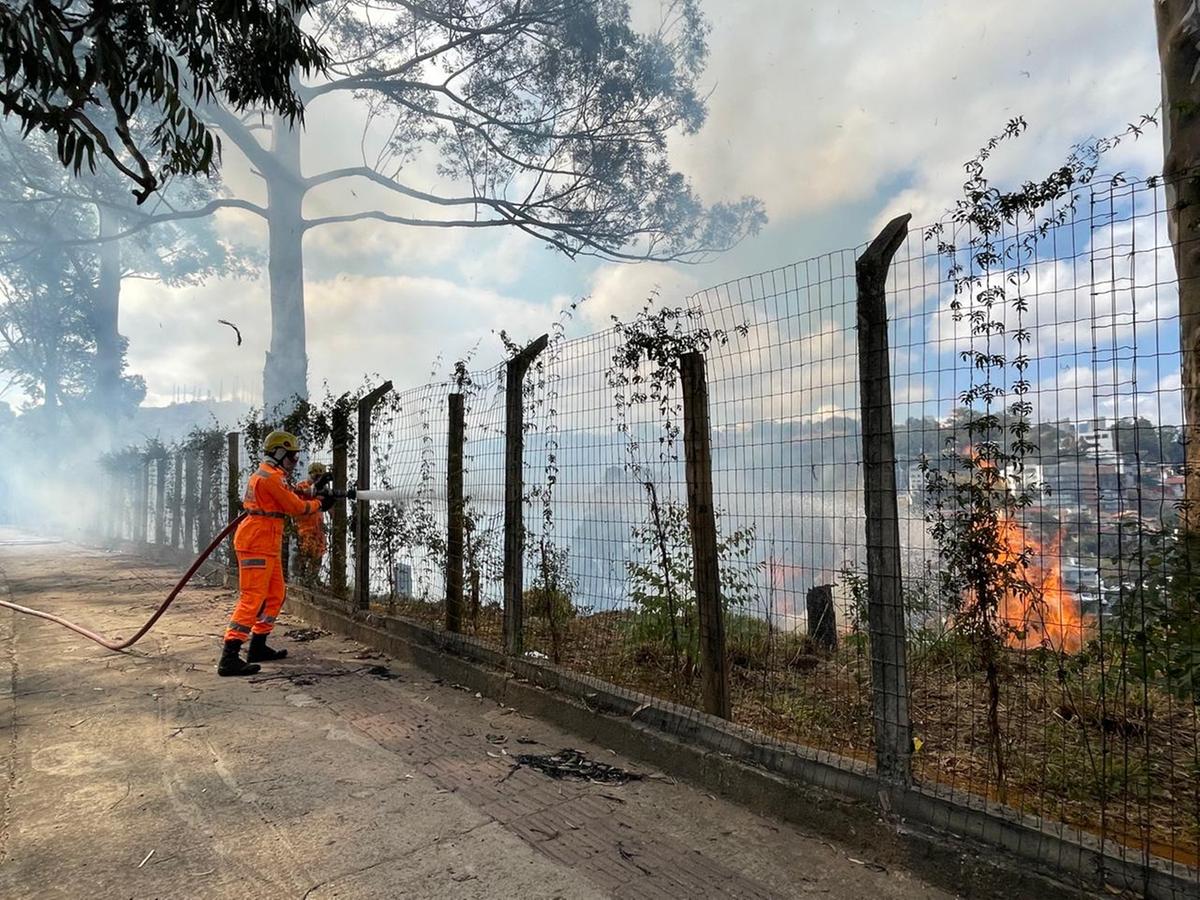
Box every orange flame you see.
[990,516,1086,653]
[957,446,1087,653]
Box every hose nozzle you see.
[318,487,408,504]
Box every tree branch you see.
[0,198,267,248]
[205,101,294,185]
[302,210,512,231]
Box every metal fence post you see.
[445,392,465,632]
[355,381,393,610]
[331,399,349,597]
[503,334,548,656]
[227,432,240,564]
[183,449,198,553]
[856,213,913,784]
[680,350,731,719]
[154,454,167,545]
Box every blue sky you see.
[115,0,1166,413]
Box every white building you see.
[1074,419,1117,461]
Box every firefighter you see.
[294,461,330,580]
[218,430,334,677]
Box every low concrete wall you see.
[284,586,1198,900]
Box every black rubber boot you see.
[217,639,261,677]
[247,632,288,662]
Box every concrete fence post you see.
[154,454,167,545]
[445,392,465,633]
[198,440,215,548]
[503,334,548,656]
[137,457,151,544]
[170,450,183,549]
[855,213,914,784]
[331,399,350,597]
[355,381,393,610]
[183,450,198,553]
[226,432,240,564]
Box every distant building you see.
[1074,418,1117,461]
[1002,463,1045,497]
[1164,474,1186,499]
[1042,458,1100,506]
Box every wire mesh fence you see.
[884,177,1195,889]
[98,174,1198,896]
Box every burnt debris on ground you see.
[513,748,642,785]
[363,664,399,679]
[284,627,329,642]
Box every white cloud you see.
[456,230,532,288]
[123,271,569,406]
[670,0,1160,234]
[305,274,565,391]
[582,262,704,329]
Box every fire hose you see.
[0,513,247,652]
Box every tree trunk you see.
[94,205,123,430]
[262,116,308,421]
[1157,0,1200,531]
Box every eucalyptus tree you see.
[169,0,764,415]
[0,123,251,431]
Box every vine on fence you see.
[500,303,586,659]
[921,115,1158,790]
[451,354,496,629]
[605,295,757,672]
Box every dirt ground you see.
[0,530,954,899]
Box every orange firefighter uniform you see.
[223,462,321,642]
[293,478,327,562]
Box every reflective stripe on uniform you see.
[241,558,268,568]
[256,614,277,624]
[227,621,252,634]
[246,510,286,519]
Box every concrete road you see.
[0,532,953,899]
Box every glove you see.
[319,493,336,512]
[314,472,334,492]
